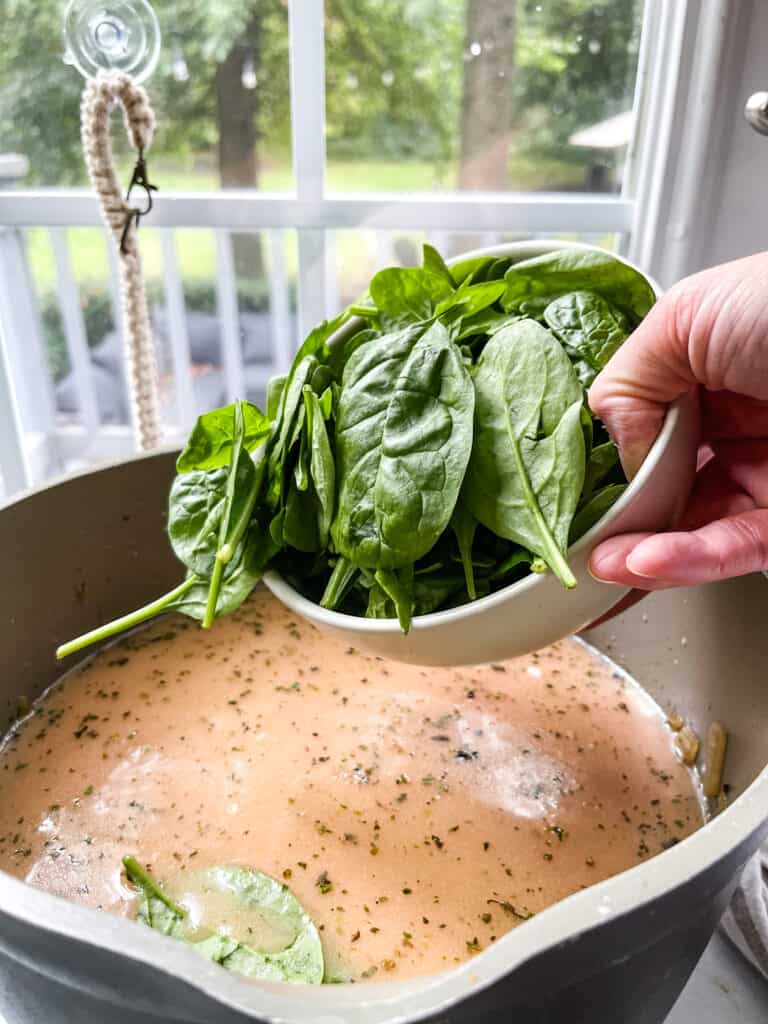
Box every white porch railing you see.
[0,217,621,491]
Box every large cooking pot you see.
[1,452,767,1024]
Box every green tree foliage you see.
[515,0,641,172]
[0,0,640,189]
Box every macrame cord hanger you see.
[65,0,163,451]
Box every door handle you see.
[745,92,768,135]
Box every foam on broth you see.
[0,589,701,981]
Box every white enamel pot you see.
[1,451,767,1024]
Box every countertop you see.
[666,932,768,1024]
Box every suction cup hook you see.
[63,0,161,83]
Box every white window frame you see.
[0,0,732,496]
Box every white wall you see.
[703,0,768,269]
[648,0,768,286]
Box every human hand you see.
[587,251,768,591]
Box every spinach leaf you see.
[318,386,333,419]
[202,404,268,627]
[293,309,351,368]
[332,321,474,570]
[412,573,466,614]
[319,556,358,610]
[123,856,187,937]
[450,500,478,600]
[570,357,598,388]
[374,567,414,632]
[283,478,321,553]
[267,376,287,421]
[422,243,456,288]
[452,308,519,343]
[326,326,379,381]
[268,304,350,488]
[369,267,454,328]
[303,386,335,548]
[582,441,620,502]
[168,421,268,594]
[462,319,585,588]
[502,250,655,323]
[271,357,316,469]
[174,526,277,621]
[491,548,533,581]
[447,255,495,286]
[436,279,507,322]
[366,581,394,619]
[176,402,270,473]
[544,290,630,371]
[569,484,627,543]
[266,356,316,511]
[294,427,310,492]
[167,468,229,578]
[124,858,324,985]
[280,387,336,555]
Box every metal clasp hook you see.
[120,149,158,253]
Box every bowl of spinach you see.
[57,240,699,667]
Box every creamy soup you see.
[0,590,701,981]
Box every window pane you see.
[0,2,292,191]
[325,0,643,193]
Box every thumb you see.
[588,288,696,478]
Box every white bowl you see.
[264,239,699,666]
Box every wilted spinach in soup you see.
[0,591,701,982]
[57,246,654,658]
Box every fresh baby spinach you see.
[502,248,655,323]
[176,402,270,473]
[123,857,324,985]
[462,319,585,588]
[544,290,630,372]
[582,441,621,503]
[570,483,628,544]
[369,266,454,328]
[331,320,474,570]
[302,386,335,548]
[57,243,655,651]
[450,500,478,601]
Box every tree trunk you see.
[215,15,263,280]
[459,0,517,191]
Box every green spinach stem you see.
[203,444,268,629]
[123,856,187,918]
[319,556,357,609]
[511,439,577,588]
[202,556,225,629]
[55,577,199,660]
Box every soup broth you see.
[0,590,701,981]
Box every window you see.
[0,0,705,498]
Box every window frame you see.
[0,0,714,495]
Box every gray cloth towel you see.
[721,847,768,979]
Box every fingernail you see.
[625,551,657,579]
[588,553,623,584]
[588,561,610,582]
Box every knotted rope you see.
[80,71,161,451]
